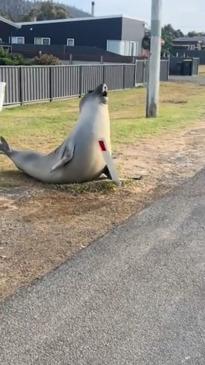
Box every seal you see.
[0,84,111,184]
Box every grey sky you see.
[67,0,205,32]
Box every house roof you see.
[0,15,21,28]
[173,36,205,43]
[17,15,145,27]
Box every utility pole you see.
[146,0,162,118]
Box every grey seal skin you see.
[0,84,111,184]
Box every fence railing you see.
[0,61,169,106]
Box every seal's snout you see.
[102,84,108,97]
[94,83,108,97]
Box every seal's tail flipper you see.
[0,136,11,155]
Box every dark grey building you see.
[172,36,205,51]
[172,36,205,64]
[0,15,21,45]
[0,15,145,57]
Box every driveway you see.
[1,169,205,364]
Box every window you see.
[67,38,75,47]
[107,40,138,57]
[188,44,195,50]
[11,37,25,45]
[34,37,51,46]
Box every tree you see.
[0,0,89,22]
[142,24,184,55]
[0,10,12,20]
[161,24,184,53]
[187,31,205,37]
[0,0,29,21]
[22,2,69,21]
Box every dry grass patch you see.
[1,82,205,299]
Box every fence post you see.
[102,64,106,84]
[49,66,53,102]
[19,66,23,105]
[133,61,137,87]
[123,64,126,89]
[79,65,83,97]
[167,59,170,80]
[143,61,147,84]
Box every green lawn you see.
[1,82,205,157]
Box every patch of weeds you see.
[162,99,188,104]
[48,180,118,194]
[47,178,139,195]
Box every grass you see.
[1,82,205,168]
[199,65,205,76]
[2,81,205,299]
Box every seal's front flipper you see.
[51,144,74,172]
[103,166,112,180]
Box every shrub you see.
[0,57,16,65]
[0,48,28,65]
[34,53,61,65]
[0,48,9,58]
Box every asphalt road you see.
[1,170,205,365]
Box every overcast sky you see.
[67,0,205,32]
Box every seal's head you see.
[80,83,108,112]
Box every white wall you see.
[107,40,140,56]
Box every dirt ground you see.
[1,119,205,299]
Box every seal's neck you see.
[79,102,108,126]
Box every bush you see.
[34,53,61,65]
[0,57,16,65]
[0,48,28,65]
[0,48,9,58]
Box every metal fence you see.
[0,61,169,106]
[174,50,205,65]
